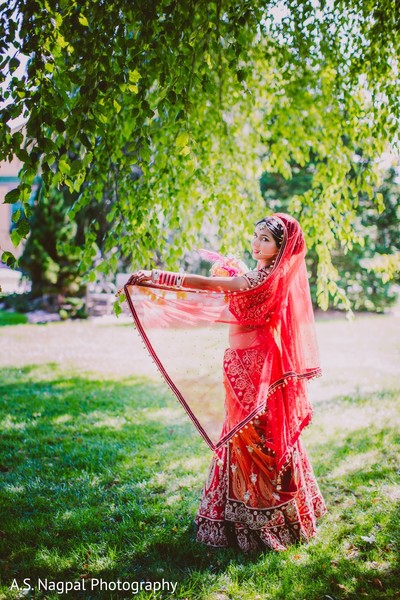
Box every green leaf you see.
[12,219,31,242]
[1,251,17,268]
[129,69,141,83]
[11,229,22,247]
[375,192,385,214]
[15,148,30,163]
[70,160,83,176]
[113,299,123,317]
[9,57,20,72]
[24,203,33,219]
[58,159,71,175]
[56,33,69,48]
[176,132,190,148]
[78,14,89,26]
[12,209,21,223]
[4,188,20,204]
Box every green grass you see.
[0,311,28,326]
[0,360,399,600]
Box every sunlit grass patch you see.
[0,364,399,599]
[0,310,28,326]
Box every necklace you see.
[259,258,275,274]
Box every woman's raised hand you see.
[131,270,152,284]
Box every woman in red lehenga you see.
[126,213,326,552]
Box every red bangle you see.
[158,271,183,287]
[160,271,171,286]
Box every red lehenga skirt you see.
[195,351,327,552]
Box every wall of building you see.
[0,156,22,258]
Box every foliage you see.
[16,174,121,313]
[1,0,399,309]
[333,167,400,311]
[14,180,90,316]
[261,165,400,312]
[366,252,400,284]
[0,291,30,313]
[18,182,83,298]
[361,167,400,286]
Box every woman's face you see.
[251,225,279,264]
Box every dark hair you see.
[255,217,284,248]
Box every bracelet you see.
[156,271,185,288]
[159,271,172,286]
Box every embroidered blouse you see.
[242,268,270,289]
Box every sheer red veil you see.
[124,213,321,473]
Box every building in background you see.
[0,156,22,257]
[0,157,30,293]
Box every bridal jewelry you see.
[151,269,160,283]
[152,270,185,288]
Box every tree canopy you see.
[1,0,399,309]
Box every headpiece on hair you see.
[256,217,284,248]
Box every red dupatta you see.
[124,214,321,472]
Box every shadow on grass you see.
[0,366,241,589]
[0,365,399,599]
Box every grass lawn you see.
[0,316,399,599]
[0,311,28,327]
